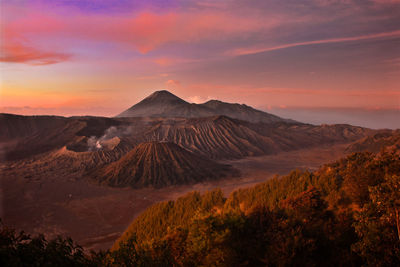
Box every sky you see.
[0,0,399,129]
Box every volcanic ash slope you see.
[93,141,239,188]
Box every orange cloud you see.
[187,95,213,104]
[0,106,120,117]
[165,79,180,87]
[0,41,70,65]
[154,57,176,66]
[153,56,201,66]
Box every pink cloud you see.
[371,0,400,3]
[2,7,277,61]
[312,0,353,6]
[229,29,400,56]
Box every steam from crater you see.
[86,119,172,151]
[87,126,120,151]
[87,125,140,151]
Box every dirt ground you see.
[1,144,348,251]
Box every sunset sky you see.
[1,0,399,128]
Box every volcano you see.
[93,141,239,188]
[117,90,292,123]
[117,90,215,118]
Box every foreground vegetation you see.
[2,151,399,266]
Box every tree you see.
[0,220,92,266]
[352,175,400,266]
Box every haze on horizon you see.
[1,0,399,129]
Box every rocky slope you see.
[138,116,372,159]
[93,142,238,188]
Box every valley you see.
[1,144,349,251]
[0,91,397,252]
[2,1,399,264]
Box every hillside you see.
[346,129,400,153]
[93,141,239,188]
[111,150,400,266]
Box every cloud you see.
[371,0,400,3]
[0,105,120,117]
[228,29,400,56]
[165,79,180,87]
[246,87,400,97]
[384,57,400,66]
[186,95,213,103]
[312,0,353,6]
[0,41,70,65]
[154,57,175,66]
[182,83,400,110]
[3,7,275,58]
[153,56,201,66]
[269,106,400,129]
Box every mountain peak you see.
[204,99,222,104]
[139,90,188,105]
[116,90,188,117]
[145,90,183,101]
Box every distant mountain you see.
[117,90,214,118]
[93,141,238,188]
[117,90,292,123]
